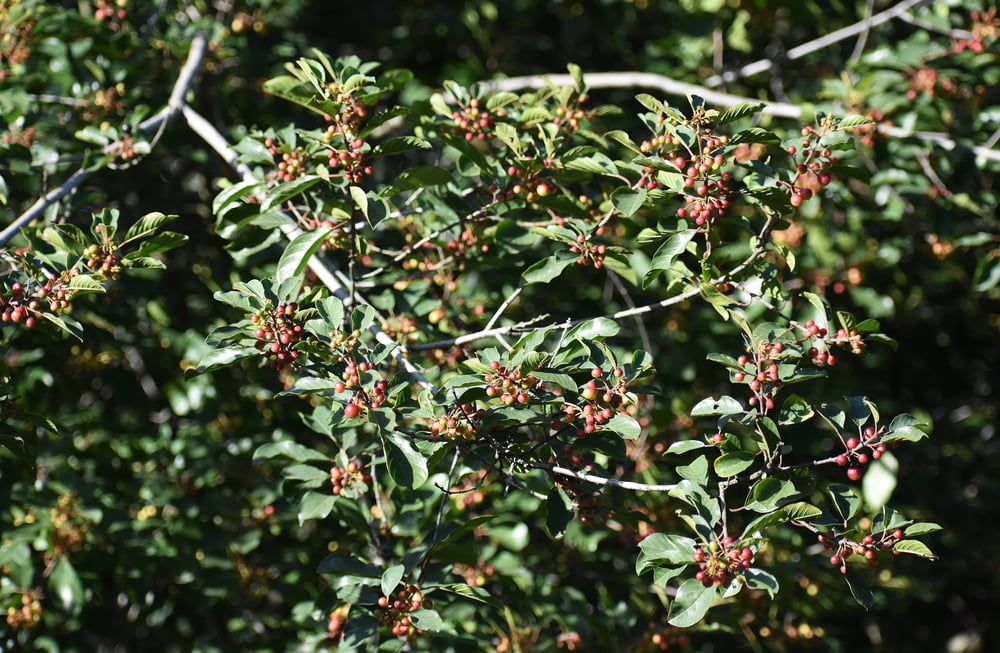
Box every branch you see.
[181,105,437,392]
[480,71,1000,162]
[522,459,677,493]
[0,32,210,248]
[704,0,931,87]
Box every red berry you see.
[344,403,360,419]
[846,467,861,481]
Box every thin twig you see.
[704,0,931,87]
[849,0,877,62]
[1,32,210,248]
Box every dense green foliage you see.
[2,1,998,651]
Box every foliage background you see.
[1,0,998,651]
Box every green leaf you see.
[636,533,697,573]
[122,212,176,243]
[728,127,781,145]
[666,440,707,455]
[188,346,259,376]
[380,432,429,488]
[846,395,875,427]
[260,175,323,212]
[743,478,799,513]
[903,522,942,537]
[718,102,765,124]
[381,564,405,596]
[298,491,337,524]
[861,450,898,510]
[843,567,873,610]
[667,578,717,627]
[433,583,503,610]
[714,451,756,477]
[677,455,709,486]
[604,414,641,440]
[275,227,333,284]
[882,413,929,444]
[129,232,189,258]
[611,187,647,217]
[564,152,619,177]
[409,609,451,634]
[892,539,937,559]
[565,318,620,340]
[546,486,574,538]
[372,135,430,155]
[49,557,84,612]
[253,441,330,463]
[743,568,779,597]
[829,484,860,523]
[646,231,695,281]
[213,180,264,216]
[691,395,743,416]
[283,464,330,482]
[779,394,814,425]
[521,251,577,285]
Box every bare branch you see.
[704,0,931,87]
[1,32,211,248]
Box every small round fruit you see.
[344,403,361,419]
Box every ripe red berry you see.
[344,403,360,419]
[846,467,862,481]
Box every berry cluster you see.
[676,169,735,227]
[265,139,310,183]
[375,584,429,641]
[492,166,555,203]
[692,536,755,587]
[731,342,785,412]
[569,234,607,269]
[326,604,350,642]
[552,448,605,524]
[329,460,372,496]
[640,117,734,226]
[322,132,373,184]
[483,360,541,405]
[634,623,691,652]
[820,527,906,574]
[798,319,838,367]
[430,403,484,439]
[333,359,388,419]
[835,426,887,481]
[380,313,418,344]
[49,493,90,557]
[105,132,137,165]
[249,301,305,370]
[560,367,632,436]
[785,127,839,206]
[552,97,590,132]
[93,0,128,25]
[1,273,76,328]
[953,9,999,54]
[5,590,42,630]
[2,123,36,147]
[0,6,33,82]
[450,96,503,141]
[83,243,123,280]
[322,84,369,140]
